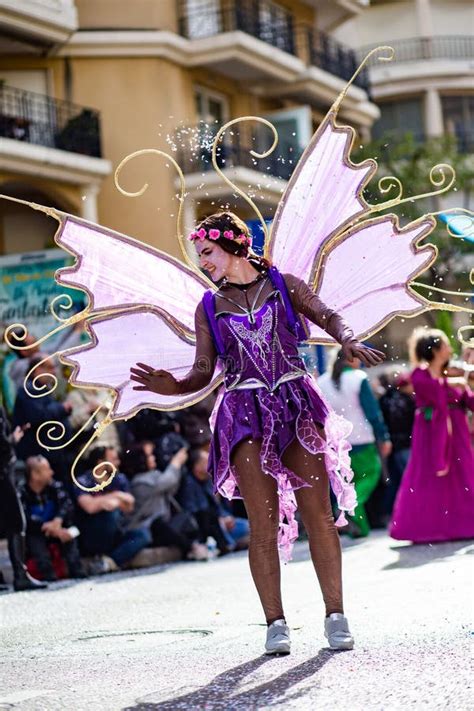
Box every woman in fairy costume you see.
[131,211,385,655]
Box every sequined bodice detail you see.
[215,293,307,391]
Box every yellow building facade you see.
[0,0,378,260]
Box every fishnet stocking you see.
[232,436,343,623]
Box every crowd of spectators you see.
[0,338,252,589]
[2,330,472,590]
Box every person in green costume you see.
[318,350,392,536]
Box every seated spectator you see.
[122,442,208,561]
[20,456,85,580]
[123,409,181,452]
[12,354,73,483]
[217,495,250,552]
[179,395,215,448]
[154,431,189,471]
[67,388,120,452]
[73,447,148,572]
[178,449,238,556]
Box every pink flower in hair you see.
[197,228,207,240]
[223,230,234,239]
[187,231,197,241]
[209,229,220,240]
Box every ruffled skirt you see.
[208,375,356,561]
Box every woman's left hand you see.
[342,340,386,368]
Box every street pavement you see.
[1,531,473,711]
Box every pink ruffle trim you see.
[210,376,356,562]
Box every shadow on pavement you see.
[289,534,368,565]
[383,539,473,570]
[125,648,336,710]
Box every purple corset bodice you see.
[215,294,307,391]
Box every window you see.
[195,86,228,127]
[442,95,474,152]
[255,106,312,180]
[258,0,293,53]
[372,98,424,141]
[193,87,229,169]
[184,0,220,39]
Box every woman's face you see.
[143,442,156,470]
[433,338,452,366]
[195,239,234,282]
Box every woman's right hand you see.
[130,363,180,395]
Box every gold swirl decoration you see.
[4,306,89,353]
[23,352,59,399]
[376,175,403,203]
[368,163,456,215]
[211,116,279,243]
[36,405,103,451]
[331,45,394,115]
[410,282,474,300]
[50,293,75,323]
[37,404,117,492]
[458,326,474,348]
[114,148,193,271]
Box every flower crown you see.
[188,226,252,248]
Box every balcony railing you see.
[360,36,474,64]
[298,25,370,93]
[178,0,296,55]
[177,123,302,181]
[0,84,102,158]
[178,0,370,91]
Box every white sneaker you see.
[324,613,354,650]
[265,619,291,655]
[187,542,209,561]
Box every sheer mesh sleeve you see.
[176,301,218,395]
[283,273,355,345]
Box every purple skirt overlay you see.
[208,375,357,561]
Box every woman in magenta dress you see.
[390,328,474,543]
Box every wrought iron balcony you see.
[178,0,370,91]
[178,0,296,55]
[0,84,102,158]
[360,36,474,64]
[176,123,302,181]
[298,25,370,93]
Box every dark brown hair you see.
[408,328,449,365]
[330,348,348,390]
[120,443,151,478]
[195,211,272,270]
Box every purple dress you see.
[390,367,474,543]
[203,268,356,560]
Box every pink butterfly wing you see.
[56,216,211,333]
[268,115,376,284]
[307,216,437,343]
[61,309,223,419]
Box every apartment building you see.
[334,0,473,158]
[0,0,378,260]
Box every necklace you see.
[223,271,264,290]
